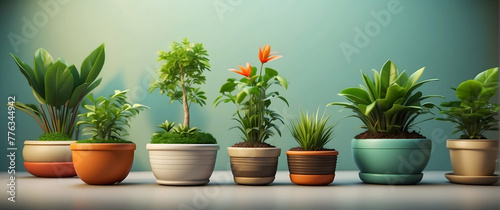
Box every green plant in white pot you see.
[147,38,219,186]
[215,44,288,185]
[10,44,105,177]
[71,90,149,185]
[437,67,499,185]
[328,60,442,185]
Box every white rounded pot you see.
[146,144,219,185]
[23,140,75,162]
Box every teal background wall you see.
[1,0,498,172]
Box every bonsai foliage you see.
[151,120,217,144]
[327,60,442,134]
[149,38,210,129]
[77,90,149,143]
[215,44,288,143]
[10,44,105,139]
[289,110,335,151]
[437,67,499,139]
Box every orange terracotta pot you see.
[286,150,339,185]
[24,162,76,178]
[70,143,135,185]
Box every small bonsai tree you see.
[437,67,498,139]
[10,44,105,140]
[77,90,149,143]
[149,38,215,144]
[289,110,335,151]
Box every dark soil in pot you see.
[232,142,275,147]
[355,131,426,139]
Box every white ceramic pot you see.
[146,144,219,185]
[23,140,75,162]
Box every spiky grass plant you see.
[289,110,335,151]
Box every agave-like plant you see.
[436,67,498,139]
[289,110,335,151]
[10,44,105,139]
[327,60,442,134]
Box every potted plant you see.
[215,44,288,185]
[437,67,499,185]
[70,90,149,185]
[10,44,105,177]
[327,60,442,184]
[147,38,219,186]
[287,110,339,185]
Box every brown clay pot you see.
[286,150,339,185]
[70,143,135,185]
[447,139,499,176]
[227,147,280,185]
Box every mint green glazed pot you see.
[352,139,432,185]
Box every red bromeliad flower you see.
[259,44,282,64]
[229,62,252,78]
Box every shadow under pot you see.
[227,147,280,185]
[70,143,135,185]
[352,138,432,185]
[286,150,339,185]
[147,144,219,186]
[23,140,77,178]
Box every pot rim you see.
[227,146,281,157]
[446,139,499,149]
[286,150,339,156]
[352,138,431,149]
[70,143,136,151]
[24,140,76,145]
[146,143,220,150]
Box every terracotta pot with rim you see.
[23,140,77,178]
[70,143,135,185]
[147,144,219,185]
[286,150,339,185]
[227,147,280,185]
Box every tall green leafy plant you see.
[10,44,105,139]
[149,38,210,128]
[215,44,288,144]
[289,110,335,151]
[437,68,498,139]
[327,60,442,135]
[77,90,149,143]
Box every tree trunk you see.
[179,65,190,127]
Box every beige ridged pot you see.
[447,139,499,176]
[23,140,77,178]
[227,147,281,185]
[147,144,219,186]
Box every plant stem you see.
[179,64,190,127]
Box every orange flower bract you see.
[229,62,252,78]
[259,44,282,64]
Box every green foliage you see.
[77,90,149,141]
[38,132,71,141]
[76,139,133,144]
[151,131,217,144]
[289,110,335,151]
[437,67,499,139]
[327,60,442,134]
[214,54,288,143]
[10,44,105,138]
[149,38,210,127]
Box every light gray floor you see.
[1,171,499,210]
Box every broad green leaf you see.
[408,67,425,87]
[456,80,482,106]
[378,84,405,110]
[33,48,53,96]
[11,53,42,98]
[68,64,81,89]
[236,91,247,104]
[361,71,377,100]
[275,75,288,89]
[44,60,74,107]
[68,82,90,108]
[339,87,371,105]
[81,44,105,83]
[380,60,398,91]
[474,67,498,100]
